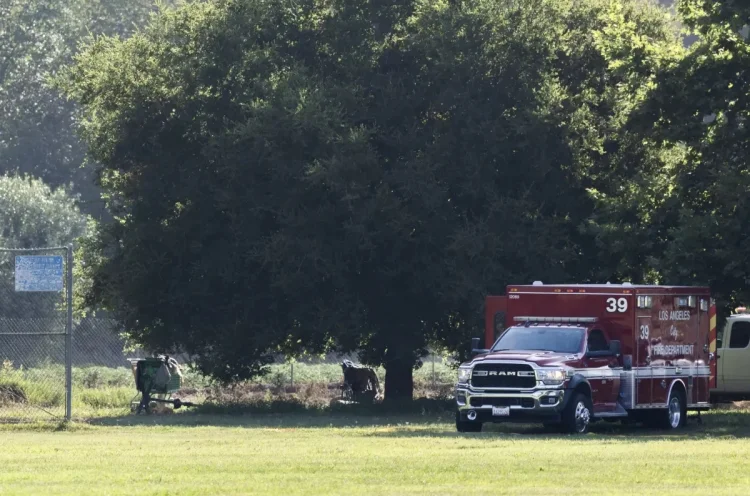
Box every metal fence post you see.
[65,245,73,421]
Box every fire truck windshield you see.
[491,326,584,354]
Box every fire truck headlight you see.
[536,368,566,385]
[458,367,472,384]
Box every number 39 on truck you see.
[455,282,715,434]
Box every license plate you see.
[492,406,510,417]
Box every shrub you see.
[76,387,134,409]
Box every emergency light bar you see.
[513,316,598,324]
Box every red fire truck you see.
[455,282,716,434]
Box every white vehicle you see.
[711,307,750,402]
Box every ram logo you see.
[473,370,516,376]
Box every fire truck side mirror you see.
[609,340,621,357]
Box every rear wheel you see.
[561,393,592,434]
[455,411,482,433]
[664,388,687,429]
[645,387,687,430]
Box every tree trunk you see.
[384,356,414,401]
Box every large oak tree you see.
[61,0,682,399]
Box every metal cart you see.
[128,356,196,414]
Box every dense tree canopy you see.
[0,174,88,249]
[0,0,177,219]
[0,174,89,367]
[631,0,750,317]
[60,0,684,398]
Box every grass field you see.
[2,407,750,495]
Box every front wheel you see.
[455,411,482,433]
[562,393,593,434]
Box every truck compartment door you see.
[636,316,652,405]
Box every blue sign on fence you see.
[14,256,64,292]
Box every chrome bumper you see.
[456,385,567,420]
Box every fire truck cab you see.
[455,282,714,434]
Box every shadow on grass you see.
[84,398,456,429]
[81,399,750,441]
[367,410,750,440]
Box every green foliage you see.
[76,387,133,409]
[0,364,65,408]
[0,0,179,218]
[0,174,88,248]
[631,1,750,314]
[60,0,683,398]
[0,173,88,330]
[553,0,687,284]
[253,360,456,387]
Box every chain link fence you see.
[1,245,459,421]
[176,352,459,410]
[67,324,460,417]
[0,247,72,423]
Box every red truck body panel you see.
[483,284,712,409]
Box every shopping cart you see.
[340,359,380,403]
[128,355,196,414]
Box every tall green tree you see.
[0,174,88,249]
[0,0,177,218]
[0,173,88,332]
[631,1,750,315]
[60,0,681,398]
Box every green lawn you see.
[2,409,750,495]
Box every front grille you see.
[469,397,534,408]
[470,363,536,389]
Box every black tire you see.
[661,387,687,430]
[456,411,482,433]
[561,392,593,434]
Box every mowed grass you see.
[2,409,750,495]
